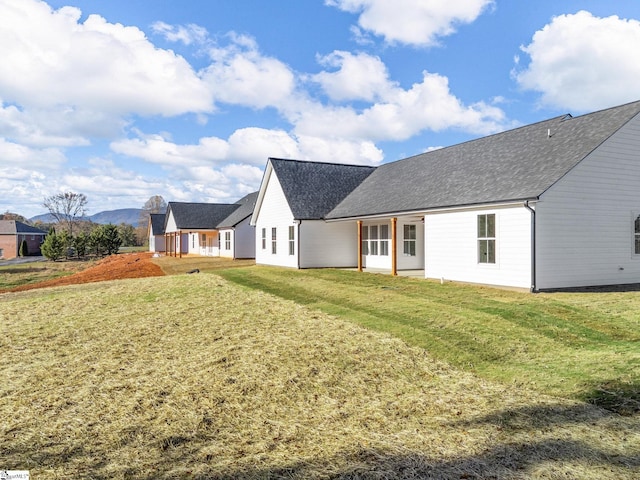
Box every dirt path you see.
[6,252,165,293]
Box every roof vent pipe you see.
[547,128,551,138]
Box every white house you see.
[147,213,166,253]
[163,202,242,257]
[325,100,640,291]
[253,100,640,291]
[251,158,375,268]
[217,192,258,259]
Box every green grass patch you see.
[0,261,83,290]
[1,275,638,478]
[217,266,640,413]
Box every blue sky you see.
[2,0,640,218]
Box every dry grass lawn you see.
[1,274,638,479]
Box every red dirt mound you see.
[7,252,165,293]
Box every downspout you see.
[357,220,363,272]
[297,221,301,269]
[524,201,537,293]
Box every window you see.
[478,214,496,264]
[225,231,231,250]
[261,228,266,250]
[634,215,640,254]
[201,234,206,247]
[380,224,389,256]
[403,224,416,256]
[288,226,295,256]
[192,235,195,248]
[369,225,379,255]
[271,227,277,254]
[361,225,369,255]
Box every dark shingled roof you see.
[0,220,47,235]
[217,191,259,228]
[327,100,640,219]
[270,158,376,219]
[167,202,241,230]
[149,213,166,235]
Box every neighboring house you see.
[147,213,166,253]
[255,100,640,291]
[163,202,241,257]
[0,220,47,259]
[217,192,259,259]
[251,158,375,268]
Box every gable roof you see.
[268,158,376,220]
[327,100,640,219]
[166,202,241,230]
[217,191,259,228]
[149,213,166,235]
[0,220,47,235]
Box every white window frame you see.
[478,213,496,264]
[361,225,369,255]
[261,228,266,250]
[271,227,277,254]
[380,224,389,256]
[369,225,379,255]
[288,226,295,256]
[403,224,416,257]
[225,231,231,250]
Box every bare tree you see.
[43,192,88,237]
[136,195,167,245]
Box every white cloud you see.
[295,71,507,142]
[297,135,383,165]
[151,21,209,46]
[0,0,212,116]
[0,101,125,147]
[202,33,296,109]
[0,137,67,168]
[311,51,395,102]
[514,11,640,111]
[110,133,230,167]
[227,128,300,164]
[326,0,494,46]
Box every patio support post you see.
[179,230,183,258]
[391,217,397,276]
[357,220,363,272]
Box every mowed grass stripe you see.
[1,274,638,479]
[217,266,640,401]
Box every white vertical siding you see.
[361,220,391,269]
[359,218,423,270]
[397,218,424,270]
[219,229,234,258]
[299,220,358,268]
[219,222,255,259]
[233,218,256,259]
[254,172,298,268]
[536,114,640,289]
[149,235,165,253]
[425,206,532,288]
[165,213,178,232]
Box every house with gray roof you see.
[0,220,47,259]
[251,158,375,268]
[217,191,259,259]
[164,201,242,257]
[147,213,166,253]
[253,100,640,290]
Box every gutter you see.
[524,200,537,293]
[297,220,301,269]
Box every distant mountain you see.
[30,208,144,227]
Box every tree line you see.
[3,192,167,261]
